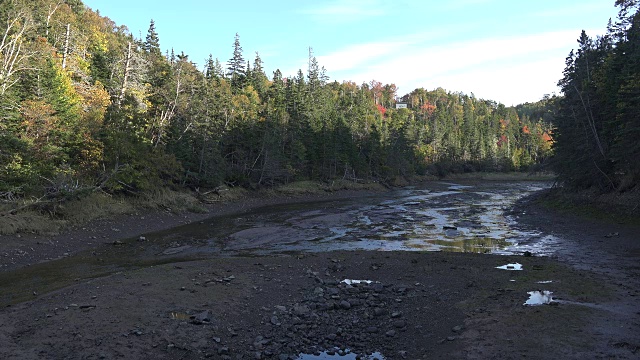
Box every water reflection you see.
[297,350,385,360]
[496,263,523,271]
[524,290,554,306]
[190,181,552,256]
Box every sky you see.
[82,0,620,106]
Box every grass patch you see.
[536,187,640,225]
[132,188,207,213]
[0,188,211,236]
[274,180,386,195]
[276,181,327,195]
[325,179,386,192]
[56,192,136,224]
[0,210,66,235]
[443,171,556,181]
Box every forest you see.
[552,0,640,192]
[0,0,635,207]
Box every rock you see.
[218,347,229,355]
[523,251,532,257]
[386,330,396,337]
[452,325,463,333]
[191,310,212,324]
[373,307,386,317]
[391,311,402,318]
[366,326,378,333]
[339,300,351,310]
[294,305,310,315]
[393,320,406,328]
[162,245,191,255]
[326,333,337,341]
[213,337,221,343]
[275,305,287,312]
[138,236,146,241]
[447,336,456,341]
[270,316,280,326]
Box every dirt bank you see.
[0,187,385,272]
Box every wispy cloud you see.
[316,29,597,103]
[316,41,410,72]
[531,2,615,19]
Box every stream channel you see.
[0,180,556,307]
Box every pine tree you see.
[227,33,246,89]
[250,52,269,97]
[205,54,215,79]
[143,19,161,55]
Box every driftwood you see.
[195,186,229,203]
[0,164,127,217]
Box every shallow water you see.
[524,290,554,305]
[297,350,385,360]
[496,263,523,270]
[145,181,551,256]
[0,180,556,306]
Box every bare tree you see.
[44,0,65,37]
[0,2,36,97]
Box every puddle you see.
[341,279,373,285]
[537,280,553,284]
[524,290,554,306]
[496,263,523,270]
[170,312,190,320]
[297,350,385,360]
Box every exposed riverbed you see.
[1,181,551,307]
[1,180,638,359]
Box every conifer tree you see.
[143,19,161,55]
[227,33,246,89]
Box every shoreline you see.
[0,173,554,272]
[0,186,387,272]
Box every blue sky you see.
[83,0,619,105]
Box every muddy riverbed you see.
[0,180,639,359]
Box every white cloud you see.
[420,57,564,105]
[317,29,599,104]
[316,41,410,71]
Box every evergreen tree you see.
[143,19,161,55]
[227,32,246,90]
[250,52,269,97]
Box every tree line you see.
[552,0,640,192]
[0,0,554,202]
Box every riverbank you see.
[0,180,388,272]
[531,187,640,225]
